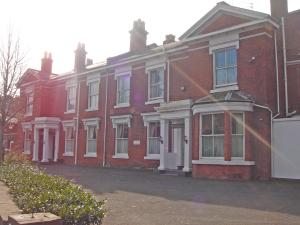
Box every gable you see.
[180,2,269,40]
[194,13,253,36]
[17,69,40,87]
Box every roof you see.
[179,1,270,40]
[194,90,254,105]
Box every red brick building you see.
[15,0,300,180]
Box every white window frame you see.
[62,120,76,156]
[21,122,32,154]
[200,113,225,159]
[25,88,33,116]
[23,129,32,154]
[147,66,164,102]
[111,115,132,159]
[82,118,100,157]
[231,112,245,159]
[115,124,129,157]
[86,74,100,111]
[115,72,131,108]
[65,84,77,113]
[213,47,237,89]
[141,112,160,160]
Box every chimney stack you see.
[130,19,148,52]
[270,0,288,20]
[74,43,87,73]
[41,52,52,79]
[163,34,176,45]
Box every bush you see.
[0,162,105,225]
[4,151,30,164]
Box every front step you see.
[159,169,192,177]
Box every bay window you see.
[201,113,224,157]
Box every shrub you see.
[0,162,105,225]
[4,151,30,164]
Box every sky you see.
[0,0,299,74]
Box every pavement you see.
[0,182,19,222]
[43,164,300,225]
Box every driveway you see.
[44,165,300,225]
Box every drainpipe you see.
[102,71,109,167]
[274,31,280,115]
[162,45,170,102]
[74,79,81,165]
[281,17,296,117]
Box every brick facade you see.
[14,0,300,180]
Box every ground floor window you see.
[201,113,224,157]
[65,127,75,154]
[148,121,160,155]
[87,125,97,155]
[231,113,244,158]
[24,129,32,154]
[116,124,129,154]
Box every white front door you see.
[165,122,184,170]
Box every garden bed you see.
[0,158,105,225]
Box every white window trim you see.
[111,115,132,158]
[62,120,76,156]
[86,79,100,111]
[25,88,34,116]
[82,118,100,157]
[200,113,225,159]
[65,84,77,114]
[212,46,238,90]
[231,112,245,160]
[114,66,132,108]
[21,122,32,154]
[141,112,161,160]
[146,63,165,103]
[192,102,253,115]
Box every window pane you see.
[232,113,244,134]
[215,51,225,68]
[88,126,97,139]
[214,114,224,134]
[116,139,128,154]
[232,135,243,157]
[149,122,160,138]
[149,138,160,154]
[214,136,224,157]
[202,114,212,135]
[226,48,237,66]
[227,67,237,84]
[88,140,96,153]
[216,69,227,85]
[202,136,213,157]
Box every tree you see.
[0,28,26,162]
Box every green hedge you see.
[0,162,105,225]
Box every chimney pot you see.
[163,34,176,45]
[270,0,288,19]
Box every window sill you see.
[144,155,160,160]
[210,84,239,93]
[85,108,99,112]
[114,103,130,109]
[23,151,31,155]
[63,152,74,157]
[64,110,75,114]
[145,98,164,105]
[112,154,129,159]
[192,159,255,166]
[24,113,32,117]
[84,153,97,158]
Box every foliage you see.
[4,151,30,164]
[0,161,105,225]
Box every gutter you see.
[102,71,109,167]
[74,78,81,165]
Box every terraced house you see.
[15,0,300,180]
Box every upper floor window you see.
[117,75,130,106]
[66,86,76,112]
[148,68,164,100]
[214,47,237,87]
[26,92,33,115]
[88,81,99,110]
[201,113,224,158]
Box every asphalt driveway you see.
[43,165,300,225]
